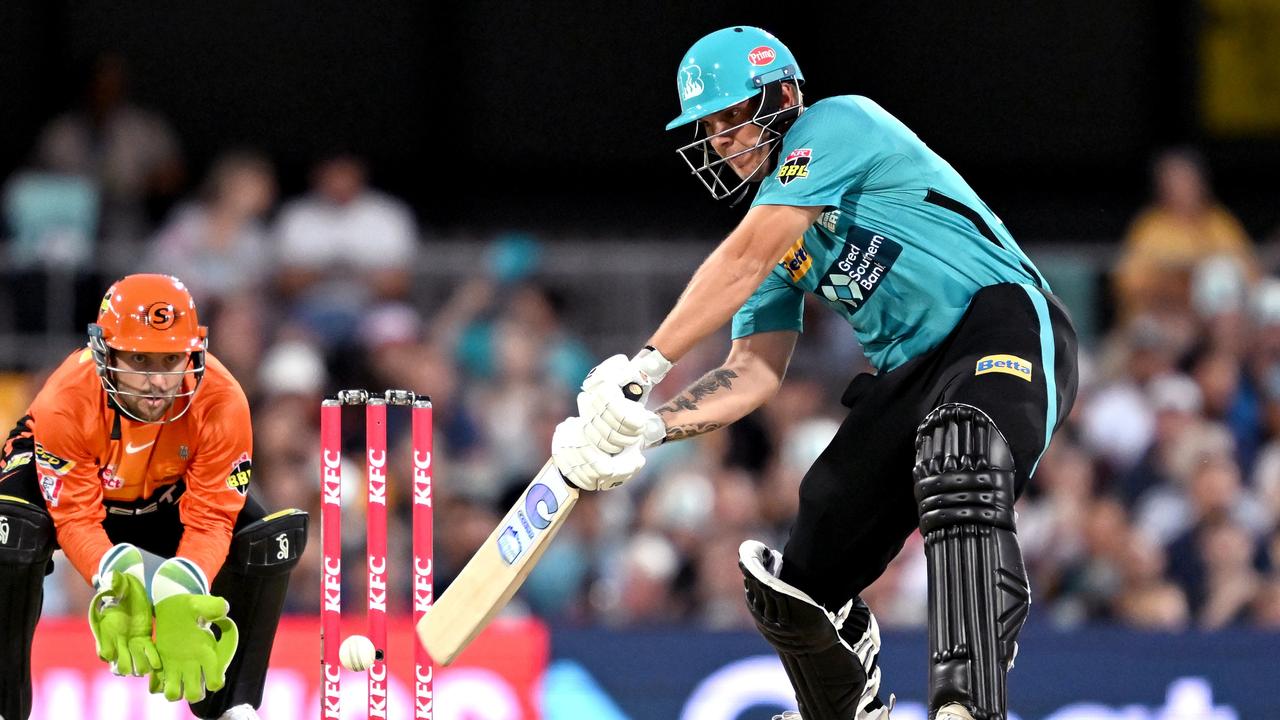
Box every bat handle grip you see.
[622,382,644,401]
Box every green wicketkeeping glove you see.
[149,557,239,703]
[87,545,160,677]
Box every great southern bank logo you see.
[818,227,902,313]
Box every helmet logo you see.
[748,46,776,66]
[680,63,705,101]
[146,302,177,330]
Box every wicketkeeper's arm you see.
[654,330,797,442]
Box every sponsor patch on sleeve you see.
[2,451,33,475]
[779,237,813,282]
[975,354,1034,382]
[34,443,75,475]
[776,148,811,185]
[38,471,62,507]
[226,452,252,495]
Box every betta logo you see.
[748,46,776,66]
[975,354,1034,382]
[779,237,813,282]
[146,302,176,330]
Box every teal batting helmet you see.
[666,26,803,131]
[668,27,804,201]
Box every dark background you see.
[0,0,1276,241]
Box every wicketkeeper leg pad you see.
[914,404,1029,720]
[0,496,55,720]
[190,509,308,719]
[740,540,888,720]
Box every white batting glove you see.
[578,349,673,453]
[552,416,647,491]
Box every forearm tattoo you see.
[664,421,723,442]
[655,368,738,441]
[656,368,738,415]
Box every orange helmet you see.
[88,274,209,423]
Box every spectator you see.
[146,151,276,307]
[1054,497,1131,624]
[34,52,184,244]
[275,153,418,346]
[1191,255,1251,358]
[1111,534,1190,630]
[1137,445,1267,549]
[1019,441,1096,595]
[1198,518,1264,629]
[1117,374,1203,504]
[433,236,595,393]
[1080,316,1184,474]
[1113,147,1256,325]
[596,533,682,626]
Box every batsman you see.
[0,274,307,720]
[551,27,1078,720]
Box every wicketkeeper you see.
[551,27,1079,720]
[0,274,307,720]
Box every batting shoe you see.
[934,704,975,720]
[771,695,894,720]
[216,704,260,720]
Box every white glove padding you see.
[583,349,674,402]
[552,416,647,491]
[579,350,673,452]
[576,390,666,453]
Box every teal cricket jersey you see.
[732,95,1047,372]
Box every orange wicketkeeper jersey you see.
[25,348,252,584]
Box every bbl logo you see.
[146,302,176,330]
[226,453,252,495]
[777,148,811,185]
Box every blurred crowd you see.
[8,55,1280,633]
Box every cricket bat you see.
[416,382,643,665]
[416,459,578,665]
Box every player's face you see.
[112,351,189,421]
[699,98,772,182]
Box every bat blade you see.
[415,459,579,665]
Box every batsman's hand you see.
[88,570,160,677]
[579,350,671,453]
[552,416,647,491]
[152,593,239,702]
